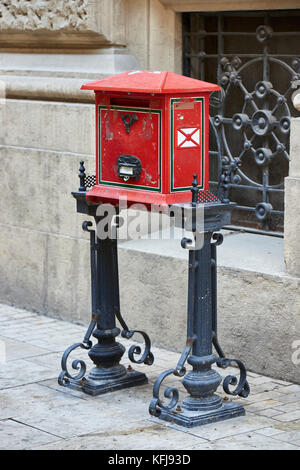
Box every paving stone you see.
[254,409,285,418]
[278,384,300,394]
[148,348,182,369]
[31,420,206,450]
[273,402,300,413]
[151,414,276,441]
[246,371,261,378]
[275,392,300,403]
[271,410,300,422]
[38,379,92,400]
[0,419,61,450]
[232,398,254,407]
[14,399,161,440]
[91,384,159,419]
[206,432,299,450]
[23,338,75,352]
[24,350,88,373]
[0,302,299,450]
[255,426,285,437]
[244,399,284,413]
[0,358,57,389]
[247,376,276,386]
[271,419,300,432]
[272,379,293,386]
[0,313,37,323]
[272,430,300,443]
[245,391,286,403]
[248,382,287,395]
[0,382,83,420]
[0,336,49,362]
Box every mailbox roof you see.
[81,71,220,94]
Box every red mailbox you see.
[81,71,219,206]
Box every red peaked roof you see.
[81,71,220,94]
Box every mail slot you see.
[117,155,142,181]
[81,71,220,206]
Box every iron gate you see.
[183,10,300,235]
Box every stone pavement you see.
[0,303,299,450]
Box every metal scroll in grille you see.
[183,10,300,236]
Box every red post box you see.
[81,71,219,206]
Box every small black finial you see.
[191,174,199,204]
[78,160,86,192]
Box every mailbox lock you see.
[117,155,142,182]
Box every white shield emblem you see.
[177,128,200,148]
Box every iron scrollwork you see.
[149,337,195,417]
[212,332,250,399]
[149,369,182,417]
[216,357,250,398]
[58,341,91,387]
[58,309,99,386]
[121,329,154,365]
[115,310,154,366]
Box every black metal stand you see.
[58,188,154,395]
[149,200,250,427]
[59,163,249,427]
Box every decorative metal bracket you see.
[58,316,96,387]
[216,354,250,398]
[212,332,250,398]
[115,310,154,366]
[149,336,196,417]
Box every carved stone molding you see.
[0,0,126,48]
[0,0,88,31]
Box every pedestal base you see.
[155,400,245,428]
[64,369,148,396]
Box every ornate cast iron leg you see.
[150,202,249,427]
[59,214,153,395]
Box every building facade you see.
[0,0,299,382]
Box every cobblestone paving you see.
[0,303,299,450]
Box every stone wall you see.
[284,118,300,277]
[117,245,300,384]
[0,0,180,319]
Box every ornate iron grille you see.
[183,10,300,236]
